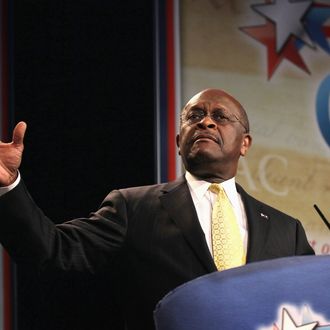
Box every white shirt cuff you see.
[0,172,21,197]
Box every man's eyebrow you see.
[213,107,227,112]
[188,104,205,110]
[190,106,228,113]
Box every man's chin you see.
[185,153,219,172]
[187,149,219,164]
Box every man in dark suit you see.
[0,89,314,329]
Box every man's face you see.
[176,89,251,180]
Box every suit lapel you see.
[236,184,271,262]
[160,177,216,273]
[159,179,272,269]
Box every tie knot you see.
[208,183,222,195]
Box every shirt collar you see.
[185,171,237,202]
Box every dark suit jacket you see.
[0,176,314,329]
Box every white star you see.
[253,0,314,52]
[282,308,318,330]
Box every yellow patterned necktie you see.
[209,183,246,271]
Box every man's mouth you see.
[192,133,220,144]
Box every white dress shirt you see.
[185,171,248,256]
[0,172,21,197]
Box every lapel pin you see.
[260,212,269,220]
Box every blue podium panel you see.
[154,255,330,330]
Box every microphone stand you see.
[313,204,330,231]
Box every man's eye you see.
[212,112,229,122]
[187,112,203,121]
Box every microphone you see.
[313,204,330,231]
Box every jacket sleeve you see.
[0,180,127,273]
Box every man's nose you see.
[197,115,217,129]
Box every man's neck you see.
[185,171,234,184]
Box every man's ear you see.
[176,134,181,155]
[240,134,252,156]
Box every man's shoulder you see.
[116,176,187,198]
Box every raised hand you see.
[0,122,27,186]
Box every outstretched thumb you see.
[12,121,27,146]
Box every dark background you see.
[12,1,155,329]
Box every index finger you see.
[12,121,27,145]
